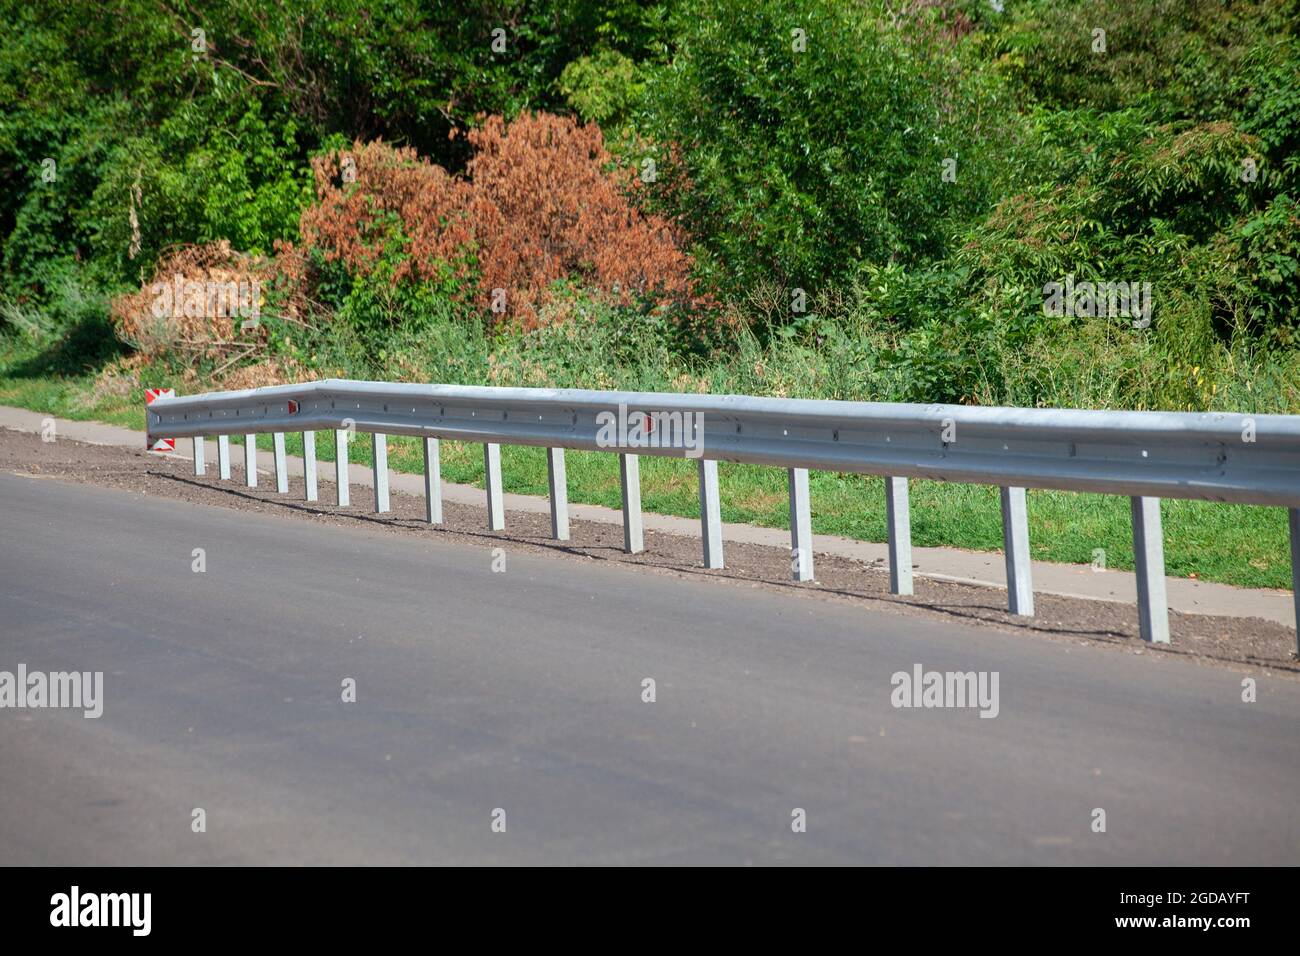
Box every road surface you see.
[1,471,1297,864]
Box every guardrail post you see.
[885,477,913,595]
[273,433,288,494]
[243,434,257,488]
[1291,509,1300,658]
[424,437,442,524]
[620,454,644,553]
[303,431,318,502]
[698,458,723,569]
[372,433,390,513]
[217,435,231,480]
[1000,486,1034,616]
[789,467,813,581]
[484,443,504,531]
[546,447,568,540]
[335,429,350,507]
[1131,496,1170,643]
[193,436,206,476]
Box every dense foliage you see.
[2,0,1298,414]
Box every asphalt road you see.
[1,471,1298,865]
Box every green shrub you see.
[88,100,313,287]
[639,0,1011,301]
[1233,193,1300,345]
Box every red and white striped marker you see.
[145,388,176,452]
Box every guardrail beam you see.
[217,435,230,480]
[484,443,504,531]
[620,454,644,554]
[1000,486,1034,616]
[193,436,206,476]
[699,458,723,569]
[140,381,1300,508]
[885,477,913,596]
[372,433,390,513]
[1131,496,1170,643]
[335,429,350,507]
[789,467,813,582]
[424,437,442,524]
[271,433,287,494]
[243,434,257,488]
[303,431,318,502]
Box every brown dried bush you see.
[301,113,704,329]
[109,239,307,380]
[464,112,699,327]
[299,140,474,287]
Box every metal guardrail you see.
[146,379,1300,646]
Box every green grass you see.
[1,333,1291,591]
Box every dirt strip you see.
[3,426,1296,677]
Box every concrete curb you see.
[3,404,1293,626]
